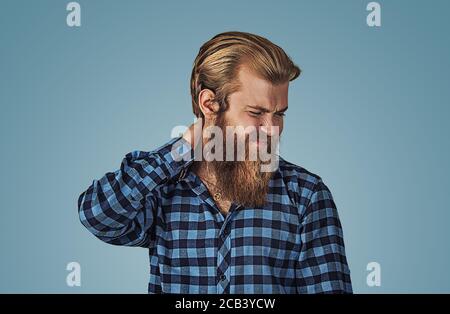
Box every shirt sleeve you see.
[77,136,193,247]
[295,179,353,293]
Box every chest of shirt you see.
[151,188,302,265]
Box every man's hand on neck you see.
[181,118,204,150]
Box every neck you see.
[191,161,229,203]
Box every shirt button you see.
[219,274,226,281]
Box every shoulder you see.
[277,156,334,214]
[278,156,322,190]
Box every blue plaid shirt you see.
[78,136,352,293]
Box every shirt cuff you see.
[158,136,194,178]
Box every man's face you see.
[224,65,289,150]
[205,66,289,208]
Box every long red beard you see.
[200,114,275,208]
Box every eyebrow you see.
[247,105,288,113]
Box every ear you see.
[198,89,220,121]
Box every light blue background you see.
[1,0,449,293]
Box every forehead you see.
[233,65,289,110]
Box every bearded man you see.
[78,31,352,294]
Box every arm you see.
[77,136,193,247]
[295,179,353,293]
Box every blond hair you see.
[190,31,301,119]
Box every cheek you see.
[222,113,254,140]
[238,118,260,143]
[234,114,259,132]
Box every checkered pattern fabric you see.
[78,136,352,293]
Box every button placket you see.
[216,207,236,293]
[216,234,231,293]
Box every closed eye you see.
[249,111,263,116]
